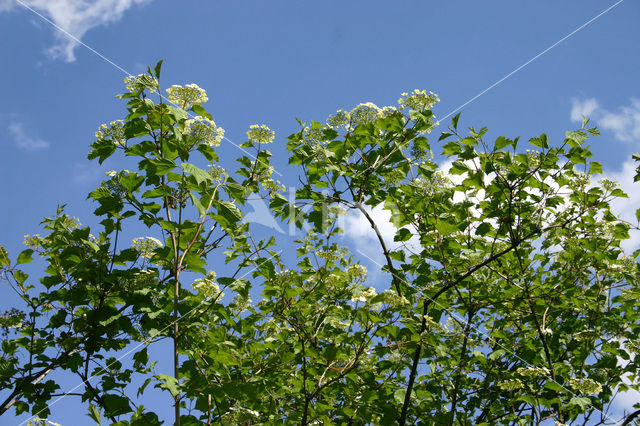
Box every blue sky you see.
[1,0,640,424]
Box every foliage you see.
[1,62,639,425]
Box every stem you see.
[173,199,183,426]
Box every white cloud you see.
[7,0,152,62]
[571,97,640,143]
[570,98,599,123]
[601,160,640,253]
[599,99,640,142]
[7,120,50,151]
[340,203,421,275]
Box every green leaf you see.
[216,200,242,229]
[191,104,212,120]
[475,222,491,236]
[611,188,628,198]
[568,396,591,410]
[544,381,567,393]
[0,246,9,267]
[16,249,34,265]
[182,162,212,185]
[589,161,603,175]
[148,158,176,175]
[529,134,549,149]
[438,132,452,141]
[155,374,181,397]
[190,193,207,217]
[452,112,461,130]
[494,136,511,150]
[197,143,219,163]
[488,349,505,360]
[393,389,407,404]
[88,139,117,164]
[394,228,413,242]
[435,220,458,236]
[153,59,163,79]
[102,394,132,417]
[86,403,102,425]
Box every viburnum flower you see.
[351,285,377,303]
[398,89,440,111]
[569,377,603,394]
[95,120,126,147]
[23,234,43,249]
[349,102,382,126]
[246,124,275,144]
[131,237,163,259]
[166,83,208,109]
[184,116,225,147]
[326,109,351,129]
[193,271,224,300]
[124,73,158,93]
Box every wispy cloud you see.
[4,0,152,62]
[0,0,13,12]
[6,119,50,151]
[72,162,104,185]
[571,97,640,143]
[570,98,599,123]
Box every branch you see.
[622,408,640,426]
[0,348,82,416]
[355,202,403,297]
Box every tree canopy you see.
[1,62,639,425]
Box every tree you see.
[1,62,639,425]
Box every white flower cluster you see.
[568,172,590,192]
[105,169,130,178]
[184,116,225,147]
[247,124,275,144]
[498,379,524,391]
[351,285,377,303]
[302,126,326,148]
[328,205,347,216]
[516,366,550,379]
[166,83,208,109]
[232,295,252,313]
[598,177,619,193]
[260,177,285,194]
[26,419,61,426]
[350,102,382,126]
[208,164,227,182]
[317,247,349,262]
[193,271,224,300]
[220,406,260,425]
[346,264,367,283]
[23,234,43,248]
[131,237,163,259]
[326,109,351,129]
[625,339,640,354]
[569,377,602,394]
[95,120,126,147]
[124,73,158,93]
[398,89,439,111]
[381,289,409,308]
